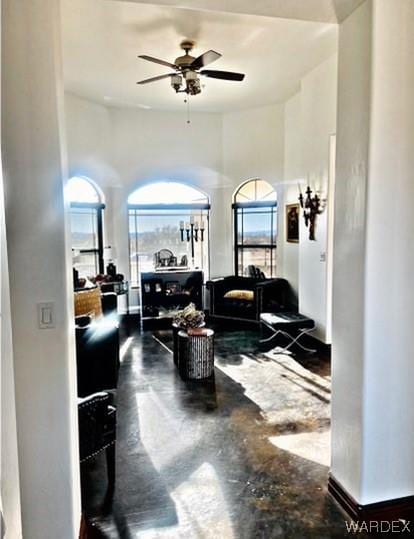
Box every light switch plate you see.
[38,302,55,329]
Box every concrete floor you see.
[81,323,358,538]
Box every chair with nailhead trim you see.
[78,391,116,493]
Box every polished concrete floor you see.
[82,322,359,538]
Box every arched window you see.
[233,179,277,277]
[66,176,102,204]
[128,181,210,287]
[67,176,105,278]
[234,178,277,204]
[128,181,208,206]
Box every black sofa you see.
[206,276,293,323]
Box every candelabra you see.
[180,217,205,266]
[298,185,325,241]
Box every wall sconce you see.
[298,185,325,241]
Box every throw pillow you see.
[223,289,254,301]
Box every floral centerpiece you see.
[173,303,205,330]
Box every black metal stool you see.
[260,312,316,354]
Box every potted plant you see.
[173,303,205,330]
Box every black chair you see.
[78,391,116,491]
[247,265,266,279]
[206,275,293,322]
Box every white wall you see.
[362,0,414,503]
[298,55,338,342]
[2,0,80,537]
[0,0,22,535]
[331,0,371,502]
[332,0,414,506]
[281,92,302,298]
[0,117,22,539]
[65,93,118,188]
[279,56,337,341]
[222,104,285,275]
[222,104,285,187]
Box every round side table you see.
[177,328,215,380]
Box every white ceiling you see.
[113,0,365,24]
[61,0,338,113]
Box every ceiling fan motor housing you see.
[175,54,195,68]
[175,39,196,68]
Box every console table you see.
[140,270,203,319]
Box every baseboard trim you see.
[328,475,414,523]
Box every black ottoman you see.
[260,312,316,354]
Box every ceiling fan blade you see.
[201,69,245,81]
[191,50,221,70]
[137,73,175,85]
[138,55,177,70]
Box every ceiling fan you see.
[137,40,245,96]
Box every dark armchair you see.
[206,276,292,322]
[78,391,116,491]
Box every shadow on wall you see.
[68,159,121,189]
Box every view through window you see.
[128,182,210,287]
[66,176,105,278]
[129,209,209,284]
[233,179,277,277]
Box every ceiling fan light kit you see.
[137,40,245,98]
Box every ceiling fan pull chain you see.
[186,95,191,125]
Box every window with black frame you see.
[233,179,277,277]
[67,177,105,278]
[127,182,210,287]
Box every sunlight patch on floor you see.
[136,390,202,471]
[120,336,134,362]
[136,462,235,539]
[269,430,330,467]
[216,352,331,427]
